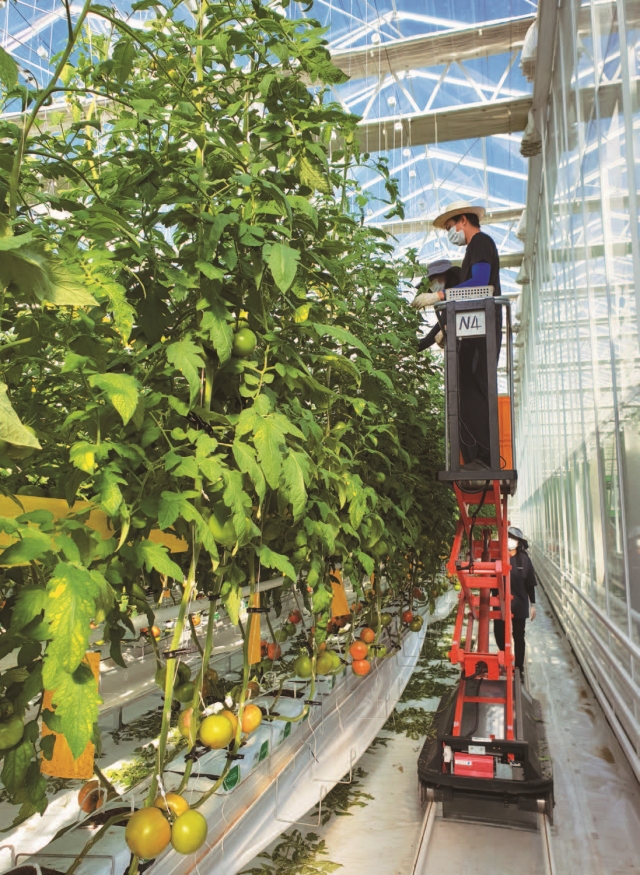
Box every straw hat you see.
[432,201,486,230]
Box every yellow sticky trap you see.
[247,592,262,665]
[330,570,350,618]
[41,651,100,780]
[0,496,188,559]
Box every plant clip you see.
[186,410,215,437]
[163,648,191,659]
[246,607,269,614]
[304,699,322,706]
[184,747,207,763]
[226,752,244,761]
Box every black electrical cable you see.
[456,481,491,572]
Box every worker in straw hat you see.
[411,201,502,469]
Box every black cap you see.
[508,526,528,550]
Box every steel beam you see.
[330,15,535,82]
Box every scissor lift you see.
[418,290,554,824]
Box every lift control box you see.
[453,752,494,779]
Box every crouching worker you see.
[493,527,537,683]
[412,259,461,351]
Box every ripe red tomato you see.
[267,642,281,660]
[288,611,302,624]
[349,641,368,661]
[402,610,413,624]
[352,659,371,676]
[413,587,423,599]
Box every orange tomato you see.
[267,643,281,660]
[349,641,368,661]
[241,703,263,734]
[78,780,104,814]
[220,709,238,737]
[359,627,375,644]
[352,659,371,676]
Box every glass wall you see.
[517,0,640,776]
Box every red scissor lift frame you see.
[448,480,514,741]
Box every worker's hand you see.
[530,605,536,621]
[410,291,441,310]
[436,331,445,349]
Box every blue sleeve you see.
[454,262,491,288]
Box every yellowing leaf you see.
[89,373,140,425]
[294,303,311,323]
[42,564,102,686]
[69,441,96,473]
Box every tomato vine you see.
[0,0,454,832]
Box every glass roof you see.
[1,0,535,292]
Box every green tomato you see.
[285,622,297,637]
[316,651,334,675]
[329,651,342,671]
[380,612,392,627]
[177,663,191,684]
[262,520,281,542]
[275,629,288,643]
[294,654,312,679]
[207,504,236,548]
[16,484,45,496]
[371,540,388,559]
[232,328,257,358]
[0,715,24,751]
[173,682,196,703]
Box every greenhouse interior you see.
[0,0,639,872]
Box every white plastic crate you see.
[445,284,494,301]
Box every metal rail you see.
[411,798,557,875]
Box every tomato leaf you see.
[0,529,51,566]
[1,738,33,797]
[49,661,101,759]
[137,540,184,582]
[263,242,300,293]
[252,416,287,489]
[0,45,18,89]
[89,373,140,426]
[42,563,102,685]
[166,340,205,405]
[257,545,295,582]
[281,450,309,521]
[232,440,266,502]
[0,383,41,449]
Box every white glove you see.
[530,605,536,621]
[410,291,441,310]
[436,331,445,349]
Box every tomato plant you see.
[0,0,454,838]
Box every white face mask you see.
[508,537,519,551]
[447,226,466,246]
[430,279,445,293]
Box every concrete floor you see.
[526,587,640,875]
[245,586,640,875]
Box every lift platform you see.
[417,290,554,822]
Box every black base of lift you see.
[418,677,554,824]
